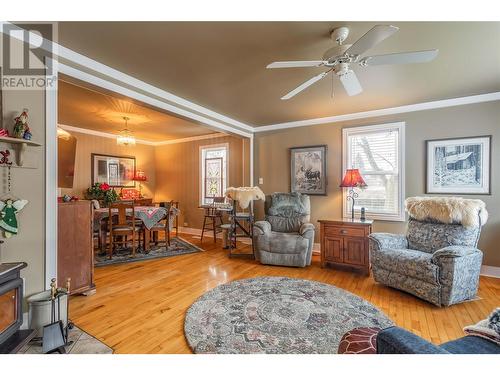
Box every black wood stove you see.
[0,262,35,353]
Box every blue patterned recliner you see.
[369,199,486,306]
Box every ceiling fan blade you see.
[281,71,329,100]
[267,61,326,69]
[339,70,363,96]
[346,25,399,57]
[360,49,439,66]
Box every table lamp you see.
[133,170,147,197]
[340,168,367,220]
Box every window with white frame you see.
[342,122,405,221]
[200,144,228,205]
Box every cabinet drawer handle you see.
[340,229,348,234]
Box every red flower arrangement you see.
[85,182,119,205]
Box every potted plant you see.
[85,183,119,206]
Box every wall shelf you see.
[0,137,41,167]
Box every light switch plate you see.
[258,177,264,184]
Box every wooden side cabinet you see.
[58,201,95,295]
[319,219,373,275]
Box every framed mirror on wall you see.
[57,129,77,188]
[91,153,136,187]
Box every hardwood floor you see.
[70,234,500,353]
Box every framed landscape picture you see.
[91,153,136,187]
[426,136,491,194]
[290,145,327,195]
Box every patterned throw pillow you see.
[337,327,381,354]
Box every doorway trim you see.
[45,58,58,289]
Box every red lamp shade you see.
[133,170,147,182]
[340,169,367,188]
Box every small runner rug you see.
[95,237,203,267]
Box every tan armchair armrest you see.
[253,221,271,236]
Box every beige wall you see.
[254,101,500,267]
[59,132,156,199]
[155,135,250,230]
[0,89,46,297]
[60,132,249,231]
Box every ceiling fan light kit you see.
[267,25,439,100]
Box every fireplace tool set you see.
[41,277,74,354]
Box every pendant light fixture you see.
[116,116,136,146]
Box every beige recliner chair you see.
[253,192,315,267]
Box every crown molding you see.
[153,132,228,145]
[254,92,500,132]
[58,123,230,146]
[58,123,156,145]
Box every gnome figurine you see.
[0,199,28,238]
[13,109,29,139]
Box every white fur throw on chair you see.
[405,196,488,228]
[225,186,265,209]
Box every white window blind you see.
[342,123,405,221]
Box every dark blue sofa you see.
[377,326,500,354]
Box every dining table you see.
[94,205,179,253]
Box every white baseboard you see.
[480,265,500,278]
[312,243,320,254]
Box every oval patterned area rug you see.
[184,276,393,354]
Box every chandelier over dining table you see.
[116,116,136,146]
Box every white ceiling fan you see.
[267,25,439,100]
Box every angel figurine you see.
[0,199,28,238]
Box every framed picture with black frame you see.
[426,135,491,195]
[290,145,328,196]
[91,153,136,188]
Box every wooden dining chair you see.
[134,198,153,206]
[201,197,225,243]
[108,200,142,259]
[160,201,179,237]
[148,200,174,248]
